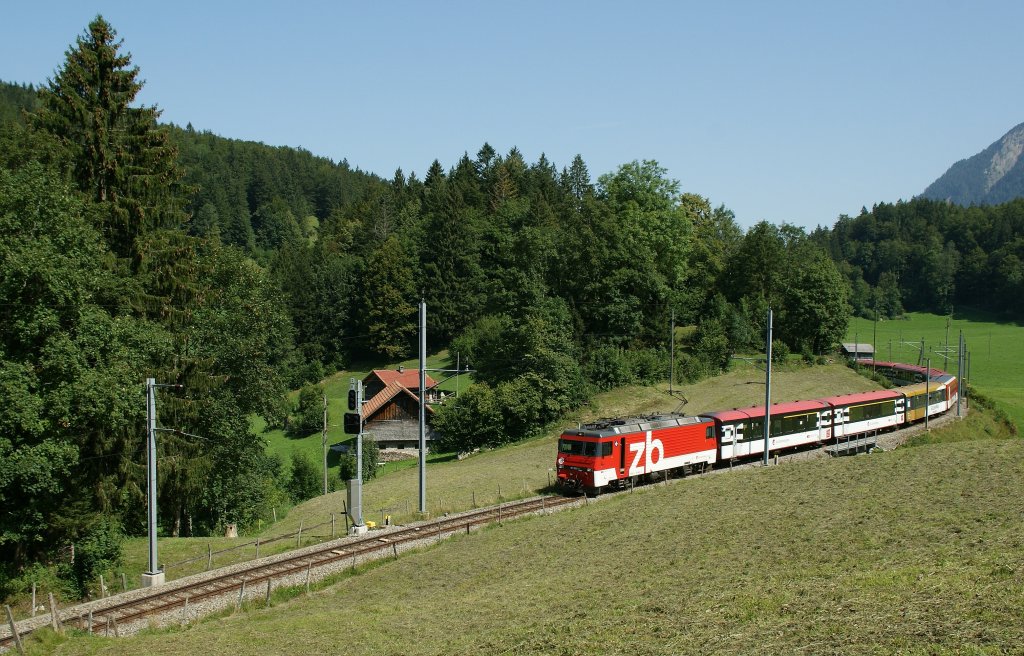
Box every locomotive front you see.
[554,432,615,492]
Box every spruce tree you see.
[34,15,187,261]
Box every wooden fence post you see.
[306,562,312,593]
[5,605,25,655]
[207,543,213,570]
[87,609,93,633]
[99,574,106,598]
[48,593,61,634]
[331,513,336,538]
[31,582,36,618]
[120,572,127,592]
[265,578,272,605]
[255,537,260,560]
[296,520,303,548]
[182,596,189,625]
[236,579,246,610]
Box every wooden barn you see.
[361,369,440,450]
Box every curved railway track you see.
[1,494,578,649]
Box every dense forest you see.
[810,199,1024,319]
[1,15,1016,598]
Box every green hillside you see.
[848,311,1024,430]
[93,362,877,590]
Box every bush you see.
[288,384,325,437]
[770,339,789,364]
[286,452,322,503]
[431,383,504,453]
[0,561,78,606]
[58,517,123,597]
[338,435,380,482]
[693,319,731,371]
[585,347,633,391]
[496,376,544,442]
[677,353,711,384]
[626,348,667,385]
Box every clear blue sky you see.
[3,1,1023,229]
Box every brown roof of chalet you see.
[365,369,437,391]
[362,379,436,419]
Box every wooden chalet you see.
[361,368,440,450]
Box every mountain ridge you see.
[921,122,1024,205]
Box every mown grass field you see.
[847,310,1024,430]
[38,403,1022,655]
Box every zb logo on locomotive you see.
[629,431,664,475]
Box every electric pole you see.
[763,308,772,466]
[142,378,185,587]
[322,394,328,495]
[669,308,675,394]
[418,299,427,514]
[344,378,365,532]
[144,378,161,587]
[925,358,931,432]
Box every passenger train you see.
[555,361,959,493]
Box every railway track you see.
[1,494,578,649]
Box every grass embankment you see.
[848,310,1024,430]
[102,363,876,591]
[42,404,1022,655]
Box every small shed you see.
[841,343,875,360]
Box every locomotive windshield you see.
[558,439,611,457]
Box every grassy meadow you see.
[39,400,1022,655]
[847,310,1024,430]
[75,362,878,600]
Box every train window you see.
[706,425,714,439]
[558,439,597,456]
[848,401,896,423]
[559,440,613,457]
[745,419,764,442]
[774,412,815,436]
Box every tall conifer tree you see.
[34,15,187,262]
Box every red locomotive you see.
[556,415,716,491]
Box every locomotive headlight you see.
[557,457,565,466]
